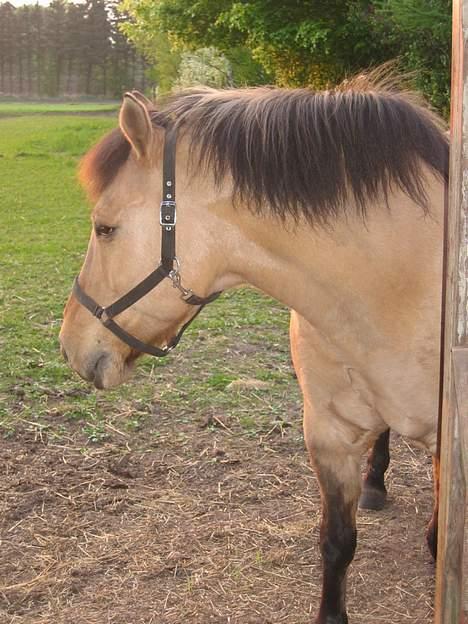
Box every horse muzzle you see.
[60,337,133,389]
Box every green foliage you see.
[119,2,180,93]
[119,0,451,113]
[175,47,232,88]
[374,0,452,115]
[119,0,269,89]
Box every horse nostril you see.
[92,354,108,389]
[60,344,69,363]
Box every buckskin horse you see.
[59,75,447,623]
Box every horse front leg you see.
[359,428,390,510]
[304,406,362,624]
[290,311,379,622]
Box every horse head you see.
[60,93,236,388]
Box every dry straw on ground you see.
[1,415,435,624]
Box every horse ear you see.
[129,90,154,109]
[119,92,153,160]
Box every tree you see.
[81,0,112,94]
[44,1,68,96]
[119,0,268,91]
[0,2,17,93]
[175,47,232,88]
[373,0,451,115]
[17,6,34,95]
[0,0,151,97]
[30,2,47,95]
[64,2,86,94]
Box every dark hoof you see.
[426,521,438,561]
[316,614,348,624]
[359,485,387,511]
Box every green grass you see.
[0,113,301,445]
[0,101,119,116]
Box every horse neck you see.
[211,178,445,340]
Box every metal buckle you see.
[94,305,104,319]
[95,307,110,325]
[160,200,176,226]
[169,269,193,300]
[168,258,194,301]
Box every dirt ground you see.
[0,410,435,624]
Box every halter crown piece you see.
[72,126,221,357]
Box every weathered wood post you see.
[434,0,468,622]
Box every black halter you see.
[72,126,221,357]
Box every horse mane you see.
[81,70,449,224]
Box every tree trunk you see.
[86,62,93,94]
[66,57,73,95]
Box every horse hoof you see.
[315,614,349,624]
[426,522,438,561]
[359,485,387,511]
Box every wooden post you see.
[434,0,468,622]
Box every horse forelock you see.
[79,128,131,202]
[80,75,449,224]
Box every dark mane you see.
[81,75,449,223]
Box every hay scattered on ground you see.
[0,419,435,624]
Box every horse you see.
[59,76,448,623]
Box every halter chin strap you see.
[72,126,221,358]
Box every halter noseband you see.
[72,126,221,357]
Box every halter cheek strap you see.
[72,126,221,358]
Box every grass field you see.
[0,101,119,116]
[0,106,434,624]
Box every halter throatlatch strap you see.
[72,125,221,358]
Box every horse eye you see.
[95,224,116,238]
